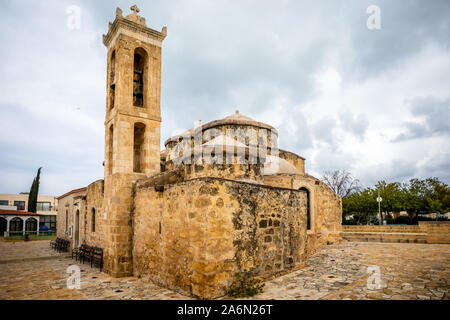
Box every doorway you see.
[75,210,80,247]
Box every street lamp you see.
[377,190,383,226]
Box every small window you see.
[108,125,114,174]
[0,200,9,206]
[39,215,57,231]
[92,208,96,233]
[109,50,116,109]
[133,123,146,173]
[14,201,25,211]
[300,187,311,231]
[36,202,51,212]
[65,209,68,232]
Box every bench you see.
[72,243,88,261]
[90,247,104,271]
[71,244,104,271]
[50,238,70,252]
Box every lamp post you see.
[377,190,383,225]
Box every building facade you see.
[57,6,342,299]
[0,194,58,236]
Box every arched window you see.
[133,122,146,173]
[133,48,147,107]
[65,209,68,232]
[10,218,23,232]
[0,217,7,236]
[25,218,37,232]
[300,187,311,230]
[109,50,116,109]
[108,125,114,174]
[92,208,96,233]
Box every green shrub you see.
[228,272,265,298]
[395,216,411,225]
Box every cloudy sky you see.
[0,0,449,196]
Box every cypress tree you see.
[27,167,42,213]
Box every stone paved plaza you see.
[0,240,448,300]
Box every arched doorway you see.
[10,218,23,234]
[75,210,80,247]
[0,217,7,237]
[25,218,37,232]
[300,187,311,230]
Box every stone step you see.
[343,232,427,244]
[342,226,420,233]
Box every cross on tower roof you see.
[130,5,140,14]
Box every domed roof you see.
[222,111,256,122]
[164,110,277,146]
[263,155,301,176]
[202,110,276,132]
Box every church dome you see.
[202,110,276,132]
[164,110,277,147]
[263,155,301,176]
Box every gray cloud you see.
[393,97,450,141]
[338,110,369,141]
[0,0,449,195]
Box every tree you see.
[27,167,42,213]
[322,170,361,198]
[375,181,404,224]
[342,188,377,224]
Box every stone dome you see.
[202,110,276,132]
[263,155,301,176]
[164,110,277,146]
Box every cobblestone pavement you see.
[0,240,448,300]
[252,242,450,300]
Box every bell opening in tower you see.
[133,122,146,173]
[133,48,147,107]
[109,50,116,109]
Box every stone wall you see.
[83,180,106,249]
[263,174,343,255]
[56,188,86,248]
[102,173,144,277]
[342,223,450,244]
[56,181,106,250]
[132,177,306,299]
[419,221,450,244]
[278,149,305,175]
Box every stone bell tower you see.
[102,6,167,277]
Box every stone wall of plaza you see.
[342,222,450,244]
[419,221,450,244]
[132,176,307,299]
[263,174,343,255]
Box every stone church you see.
[57,6,342,299]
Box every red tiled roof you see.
[0,210,40,216]
[57,187,87,200]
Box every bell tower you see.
[102,6,167,277]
